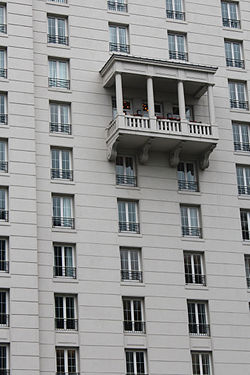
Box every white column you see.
[147,76,155,118]
[208,84,216,125]
[115,73,123,116]
[177,80,186,121]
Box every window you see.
[191,352,212,375]
[0,94,7,125]
[245,256,250,288]
[49,59,70,89]
[0,49,6,79]
[225,40,244,68]
[120,248,142,282]
[240,209,250,240]
[55,295,77,330]
[233,123,250,152]
[236,165,250,195]
[118,200,139,233]
[168,33,187,61]
[123,298,145,333]
[188,301,210,336]
[109,24,129,53]
[0,291,8,327]
[56,348,78,375]
[173,105,194,122]
[0,346,9,374]
[50,102,71,134]
[166,0,185,20]
[51,148,73,181]
[116,156,136,186]
[0,6,6,34]
[125,350,147,375]
[0,239,8,273]
[112,97,133,117]
[180,206,201,237]
[54,244,76,278]
[177,162,198,191]
[229,81,248,110]
[0,188,8,222]
[52,195,74,229]
[184,252,206,286]
[48,15,68,45]
[0,140,7,173]
[108,0,128,12]
[221,1,240,28]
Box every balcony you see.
[110,42,130,54]
[48,78,70,90]
[0,210,8,222]
[0,162,8,173]
[52,216,74,229]
[222,18,240,29]
[119,221,140,233]
[0,69,7,79]
[0,114,8,125]
[51,169,73,181]
[50,122,72,135]
[182,225,202,238]
[0,260,9,273]
[189,323,210,336]
[0,24,7,34]
[108,0,128,12]
[124,320,146,333]
[100,55,218,168]
[121,269,143,282]
[169,50,188,61]
[185,273,206,286]
[48,34,69,46]
[230,99,248,110]
[55,318,78,330]
[54,266,76,278]
[178,179,198,191]
[0,314,9,327]
[226,58,244,69]
[166,9,185,21]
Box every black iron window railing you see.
[246,277,250,288]
[51,169,73,181]
[55,318,78,330]
[230,99,248,110]
[0,260,9,273]
[0,24,7,34]
[234,142,250,152]
[226,58,244,69]
[0,69,7,79]
[56,373,80,375]
[116,174,137,187]
[52,217,74,229]
[238,185,250,195]
[185,273,206,286]
[121,270,143,282]
[0,162,8,173]
[169,50,188,61]
[48,34,69,46]
[223,18,240,28]
[49,0,68,3]
[49,78,70,90]
[108,1,128,12]
[124,320,146,333]
[119,222,140,233]
[0,369,10,375]
[189,323,210,336]
[182,226,202,238]
[0,114,8,125]
[166,10,185,20]
[53,266,76,279]
[0,210,8,222]
[50,122,72,135]
[0,313,9,326]
[109,42,130,54]
[178,180,198,192]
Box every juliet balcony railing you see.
[169,50,188,61]
[230,99,248,110]
[49,78,70,90]
[124,320,146,333]
[119,221,140,233]
[166,10,185,21]
[49,0,68,3]
[116,174,137,186]
[50,122,72,135]
[189,323,210,336]
[226,58,245,69]
[48,34,69,46]
[121,270,143,282]
[0,314,9,327]
[56,373,80,375]
[53,266,77,279]
[0,114,8,125]
[52,216,75,229]
[0,369,10,375]
[0,162,8,173]
[55,318,78,330]
[234,141,250,152]
[238,185,250,195]
[182,225,202,238]
[0,210,8,222]
[185,273,206,286]
[222,18,241,29]
[178,179,198,192]
[109,42,130,54]
[246,277,250,288]
[0,24,7,34]
[51,169,73,181]
[0,69,7,79]
[0,260,9,273]
[108,0,128,12]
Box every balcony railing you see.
[230,99,248,110]
[55,318,78,330]
[0,210,8,222]
[185,273,206,286]
[0,162,8,173]
[178,180,198,192]
[169,50,188,61]
[49,0,68,3]
[48,34,69,46]
[166,10,185,21]
[234,141,250,152]
[52,217,74,229]
[108,1,128,12]
[54,266,77,279]
[51,169,73,181]
[56,373,80,375]
[182,226,202,238]
[109,42,130,54]
[116,174,137,187]
[121,270,143,282]
[223,18,241,29]
[189,323,210,336]
[0,69,7,79]
[0,260,9,273]
[0,24,7,34]
[238,185,250,195]
[246,277,250,288]
[0,314,9,326]
[0,114,8,125]
[50,122,72,135]
[124,320,146,333]
[226,58,244,69]
[0,370,10,375]
[49,78,70,90]
[119,221,140,233]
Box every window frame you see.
[0,187,8,222]
[51,147,73,181]
[47,15,69,45]
[0,238,8,273]
[236,165,250,195]
[233,122,250,152]
[125,349,147,375]
[53,243,76,279]
[191,351,212,375]
[225,39,244,68]
[55,294,78,331]
[49,101,71,134]
[0,48,7,78]
[240,209,250,241]
[180,205,201,238]
[168,32,188,61]
[120,247,142,282]
[118,200,139,233]
[52,194,74,229]
[166,0,185,21]
[221,1,240,29]
[0,93,7,125]
[116,155,137,187]
[56,347,79,374]
[184,251,206,286]
[109,24,130,54]
[48,58,70,90]
[107,0,128,13]
[123,297,145,333]
[0,344,9,372]
[187,300,210,336]
[0,139,7,173]
[229,80,248,110]
[177,161,198,192]
[245,255,250,288]
[0,5,7,34]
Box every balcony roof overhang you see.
[100,54,218,89]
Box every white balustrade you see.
[188,122,212,137]
[157,119,182,133]
[125,115,150,129]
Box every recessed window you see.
[125,350,147,375]
[123,298,145,333]
[191,352,212,375]
[0,345,9,374]
[109,24,129,53]
[0,5,7,34]
[168,32,188,61]
[50,102,71,135]
[0,140,7,173]
[120,247,142,282]
[52,194,74,229]
[221,1,240,28]
[0,49,7,79]
[0,238,8,273]
[233,122,250,152]
[49,59,70,90]
[184,252,206,286]
[229,81,248,110]
[180,205,201,238]
[108,0,128,12]
[244,255,250,288]
[0,290,9,327]
[56,348,79,374]
[188,300,210,336]
[0,93,7,125]
[225,40,244,68]
[0,188,8,222]
[177,162,198,191]
[116,156,136,186]
[51,147,73,181]
[236,165,250,195]
[240,209,250,240]
[54,244,76,279]
[48,15,69,45]
[166,0,185,21]
[118,200,139,233]
[55,295,78,330]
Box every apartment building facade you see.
[0,0,250,374]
